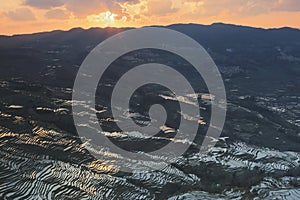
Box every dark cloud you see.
[64,0,140,18]
[115,0,139,3]
[5,8,36,21]
[195,0,268,16]
[45,9,69,19]
[64,0,124,17]
[274,0,300,12]
[64,0,104,17]
[24,0,65,9]
[23,0,141,18]
[147,0,178,16]
[18,0,300,21]
[191,0,300,17]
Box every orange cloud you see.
[4,7,35,21]
[147,0,178,16]
[24,0,64,9]
[45,9,69,19]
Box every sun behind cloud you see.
[87,11,120,27]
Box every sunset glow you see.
[87,11,120,27]
[0,0,300,35]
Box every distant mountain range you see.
[0,23,299,91]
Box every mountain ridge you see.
[1,22,300,38]
[0,21,299,90]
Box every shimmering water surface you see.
[0,80,299,199]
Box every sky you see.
[0,0,300,35]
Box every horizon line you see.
[1,22,300,37]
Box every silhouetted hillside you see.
[0,23,299,88]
